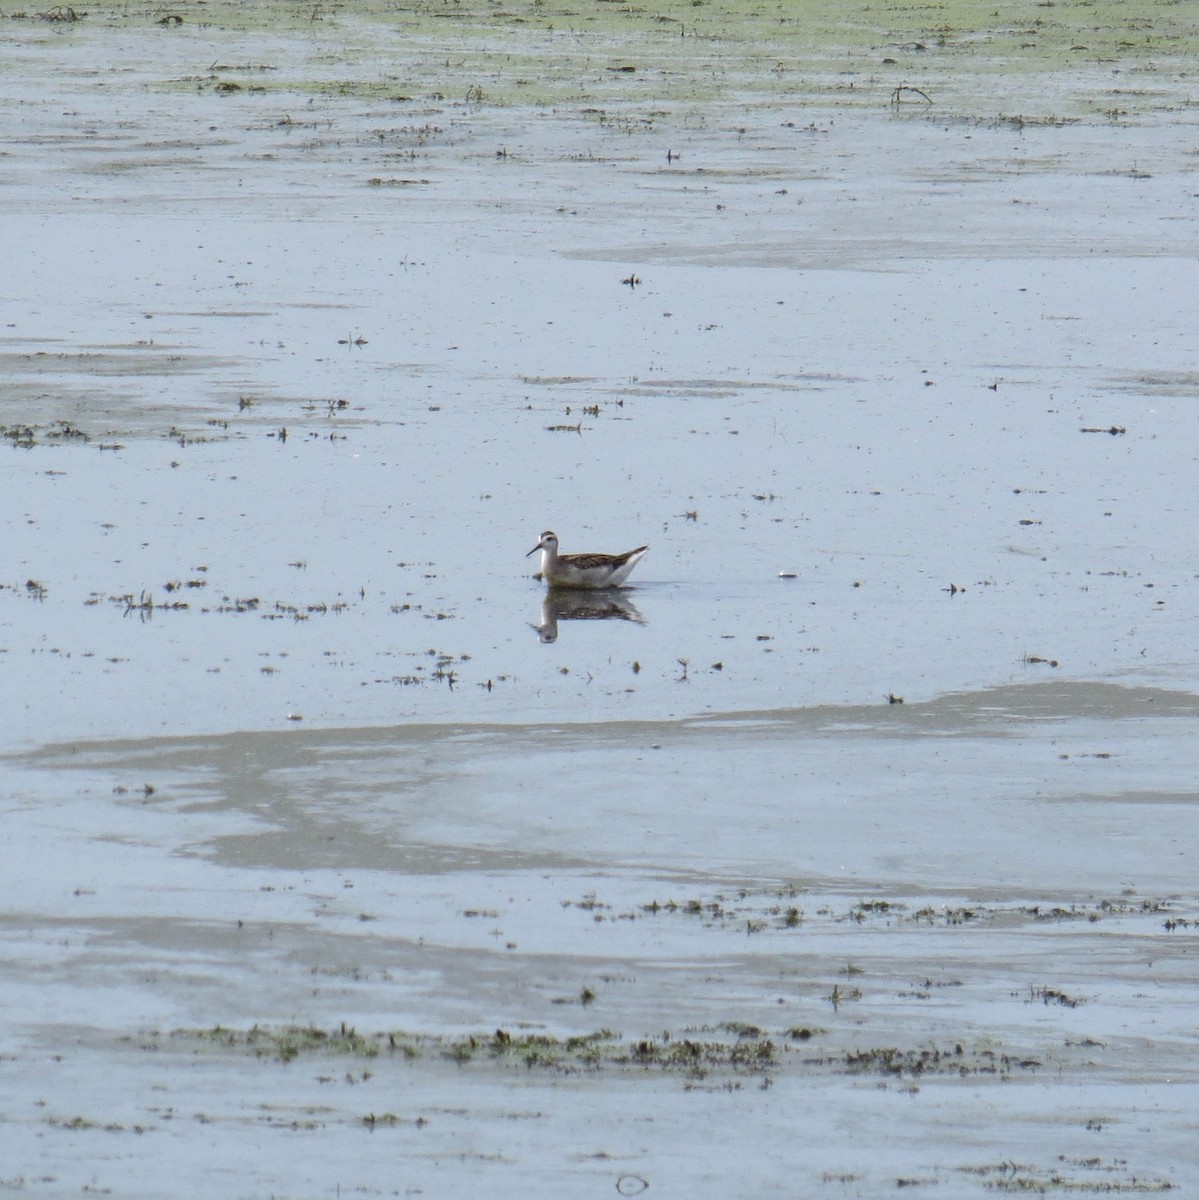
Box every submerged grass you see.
[962,1158,1176,1193]
[160,1022,1055,1082]
[12,0,1198,116]
[568,886,1193,934]
[184,1021,382,1062]
[168,1022,779,1074]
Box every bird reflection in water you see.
[533,588,646,644]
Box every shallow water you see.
[2,3,1199,1197]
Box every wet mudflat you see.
[2,1,1199,1196]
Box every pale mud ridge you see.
[2,2,1199,1198]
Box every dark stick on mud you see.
[891,85,933,107]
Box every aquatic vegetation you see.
[157,1020,1073,1086]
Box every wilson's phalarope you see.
[526,530,648,589]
